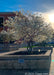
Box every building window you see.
[11,16,14,19]
[0,17,3,27]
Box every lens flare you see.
[48,14,54,23]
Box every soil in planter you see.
[9,50,47,55]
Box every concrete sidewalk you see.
[49,48,54,75]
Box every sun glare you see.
[48,14,54,23]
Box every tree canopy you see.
[3,11,53,44]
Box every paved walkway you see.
[49,48,54,75]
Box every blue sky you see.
[0,0,54,13]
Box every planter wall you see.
[33,47,53,52]
[0,50,52,71]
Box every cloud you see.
[33,11,46,17]
[33,3,54,16]
[42,3,54,13]
[33,11,49,23]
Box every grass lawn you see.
[22,44,54,48]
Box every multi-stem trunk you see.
[27,40,33,51]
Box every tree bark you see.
[27,41,33,51]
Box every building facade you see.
[0,12,16,32]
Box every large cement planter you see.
[0,47,52,71]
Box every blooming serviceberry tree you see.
[4,11,53,50]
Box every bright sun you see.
[48,14,54,23]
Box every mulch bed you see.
[10,50,47,55]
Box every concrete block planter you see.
[0,47,52,71]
